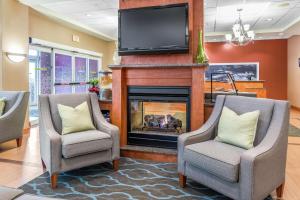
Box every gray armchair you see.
[178,95,289,200]
[0,91,29,147]
[39,93,120,188]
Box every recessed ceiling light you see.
[86,14,92,17]
[277,2,290,7]
[265,18,273,22]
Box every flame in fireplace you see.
[160,115,168,128]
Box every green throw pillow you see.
[58,102,95,135]
[215,106,260,149]
[0,98,6,116]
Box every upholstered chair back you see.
[0,91,22,114]
[222,96,275,146]
[48,93,94,134]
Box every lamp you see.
[6,52,27,63]
[225,8,255,46]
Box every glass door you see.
[29,58,38,106]
[54,50,101,94]
[89,59,99,80]
[28,47,52,124]
[54,51,73,94]
[75,57,87,93]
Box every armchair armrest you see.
[240,101,289,200]
[178,95,225,174]
[90,94,120,160]
[0,92,29,142]
[39,95,62,175]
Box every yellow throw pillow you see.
[58,102,96,135]
[215,106,260,149]
[0,98,6,116]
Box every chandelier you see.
[225,9,255,46]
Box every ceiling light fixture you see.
[265,18,273,21]
[6,52,27,63]
[225,8,255,46]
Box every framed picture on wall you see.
[205,62,259,81]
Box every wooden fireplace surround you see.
[111,0,206,161]
[109,63,208,149]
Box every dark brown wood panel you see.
[98,101,112,112]
[125,68,192,79]
[126,78,192,86]
[190,67,206,130]
[204,81,267,98]
[121,150,177,163]
[111,69,128,147]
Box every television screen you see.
[118,4,189,55]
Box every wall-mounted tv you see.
[118,4,189,56]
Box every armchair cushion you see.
[0,92,19,113]
[49,94,94,134]
[184,140,245,182]
[224,96,275,145]
[61,130,112,158]
[216,106,260,149]
[0,98,5,116]
[58,102,95,135]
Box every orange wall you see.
[205,40,288,100]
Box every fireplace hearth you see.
[128,86,190,149]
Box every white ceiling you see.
[20,0,119,41]
[205,0,300,41]
[19,0,300,42]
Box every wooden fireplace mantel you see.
[109,63,208,69]
[109,63,208,147]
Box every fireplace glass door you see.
[127,86,191,149]
[130,101,187,136]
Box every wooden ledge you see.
[109,63,208,69]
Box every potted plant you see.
[88,79,100,96]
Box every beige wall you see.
[288,36,300,108]
[0,0,29,129]
[0,0,116,129]
[0,1,2,90]
[0,1,117,90]
[29,9,116,70]
[0,0,29,91]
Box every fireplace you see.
[127,86,190,149]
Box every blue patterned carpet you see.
[21,158,273,200]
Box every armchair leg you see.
[16,137,23,147]
[276,182,285,198]
[51,174,58,189]
[113,159,119,171]
[179,173,187,188]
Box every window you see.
[53,50,101,94]
[29,47,52,106]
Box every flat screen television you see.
[118,4,189,56]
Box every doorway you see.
[28,46,101,125]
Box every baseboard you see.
[121,149,177,163]
[291,105,300,112]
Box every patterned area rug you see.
[21,158,273,200]
[289,124,300,137]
